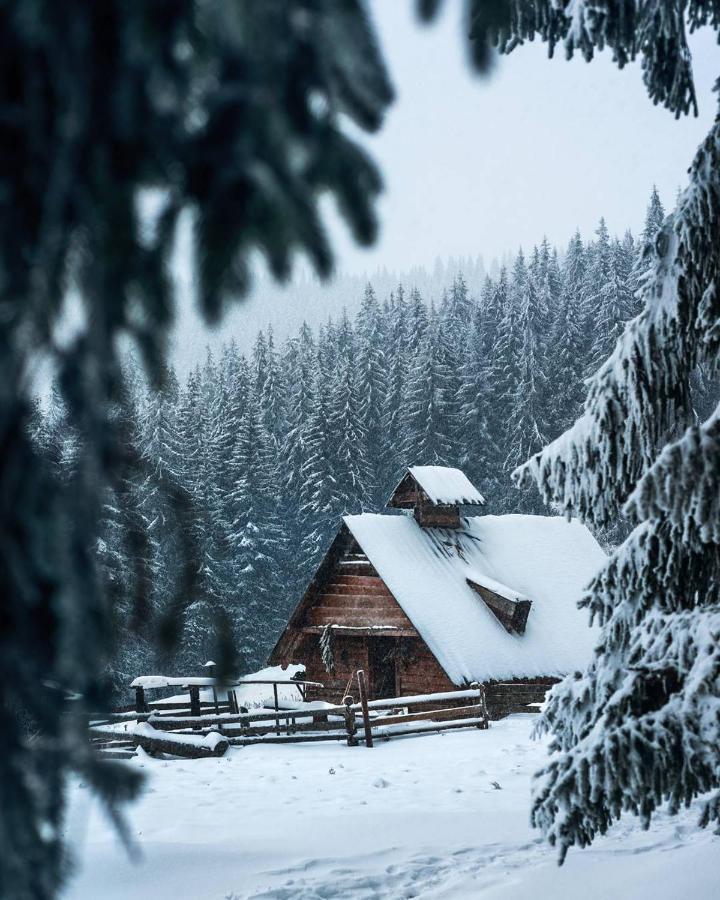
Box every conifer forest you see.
[39,192,715,690]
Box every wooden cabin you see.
[269,466,605,719]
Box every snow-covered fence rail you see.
[350,675,489,748]
[87,671,489,757]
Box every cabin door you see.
[368,637,397,699]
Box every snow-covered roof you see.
[396,466,486,506]
[343,512,605,683]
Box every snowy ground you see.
[64,715,717,900]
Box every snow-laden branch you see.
[514,117,720,528]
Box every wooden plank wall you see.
[299,634,368,703]
[484,678,558,719]
[306,573,414,630]
[396,638,456,696]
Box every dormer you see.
[466,573,532,635]
[387,465,485,529]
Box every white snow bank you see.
[64,716,718,900]
[408,465,486,505]
[344,513,606,683]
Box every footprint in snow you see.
[374,777,390,788]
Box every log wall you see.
[483,678,558,719]
[300,634,369,704]
[396,638,456,696]
[307,574,414,630]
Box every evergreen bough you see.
[486,0,720,864]
[0,3,392,897]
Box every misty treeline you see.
[32,190,701,688]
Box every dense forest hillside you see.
[35,193,690,687]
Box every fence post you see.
[204,660,219,714]
[471,681,489,729]
[273,683,281,736]
[356,670,373,748]
[189,684,201,719]
[343,695,358,747]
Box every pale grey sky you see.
[328,1,720,272]
[171,4,720,369]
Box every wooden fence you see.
[88,671,489,759]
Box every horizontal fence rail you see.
[86,670,491,758]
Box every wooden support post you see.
[204,661,219,714]
[343,695,358,747]
[471,682,489,729]
[189,684,201,719]
[356,670,373,748]
[273,683,281,736]
[135,686,146,715]
[227,690,238,715]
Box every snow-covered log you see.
[133,723,229,758]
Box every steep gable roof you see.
[388,466,486,507]
[343,512,605,683]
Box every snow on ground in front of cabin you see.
[63,716,717,900]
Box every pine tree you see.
[381,285,410,493]
[298,358,339,574]
[226,388,286,669]
[629,186,666,316]
[515,116,720,864]
[504,259,550,495]
[355,285,387,504]
[401,329,454,466]
[258,327,286,451]
[330,355,370,511]
[457,314,497,494]
[547,242,587,436]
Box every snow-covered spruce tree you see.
[545,234,588,434]
[355,285,387,504]
[515,123,720,857]
[381,286,410,493]
[330,355,371,513]
[258,327,287,453]
[401,328,456,466]
[458,309,499,494]
[226,387,286,671]
[503,256,551,515]
[413,0,720,862]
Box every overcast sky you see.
[169,5,720,368]
[328,2,720,273]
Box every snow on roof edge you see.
[405,465,486,505]
[466,571,528,603]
